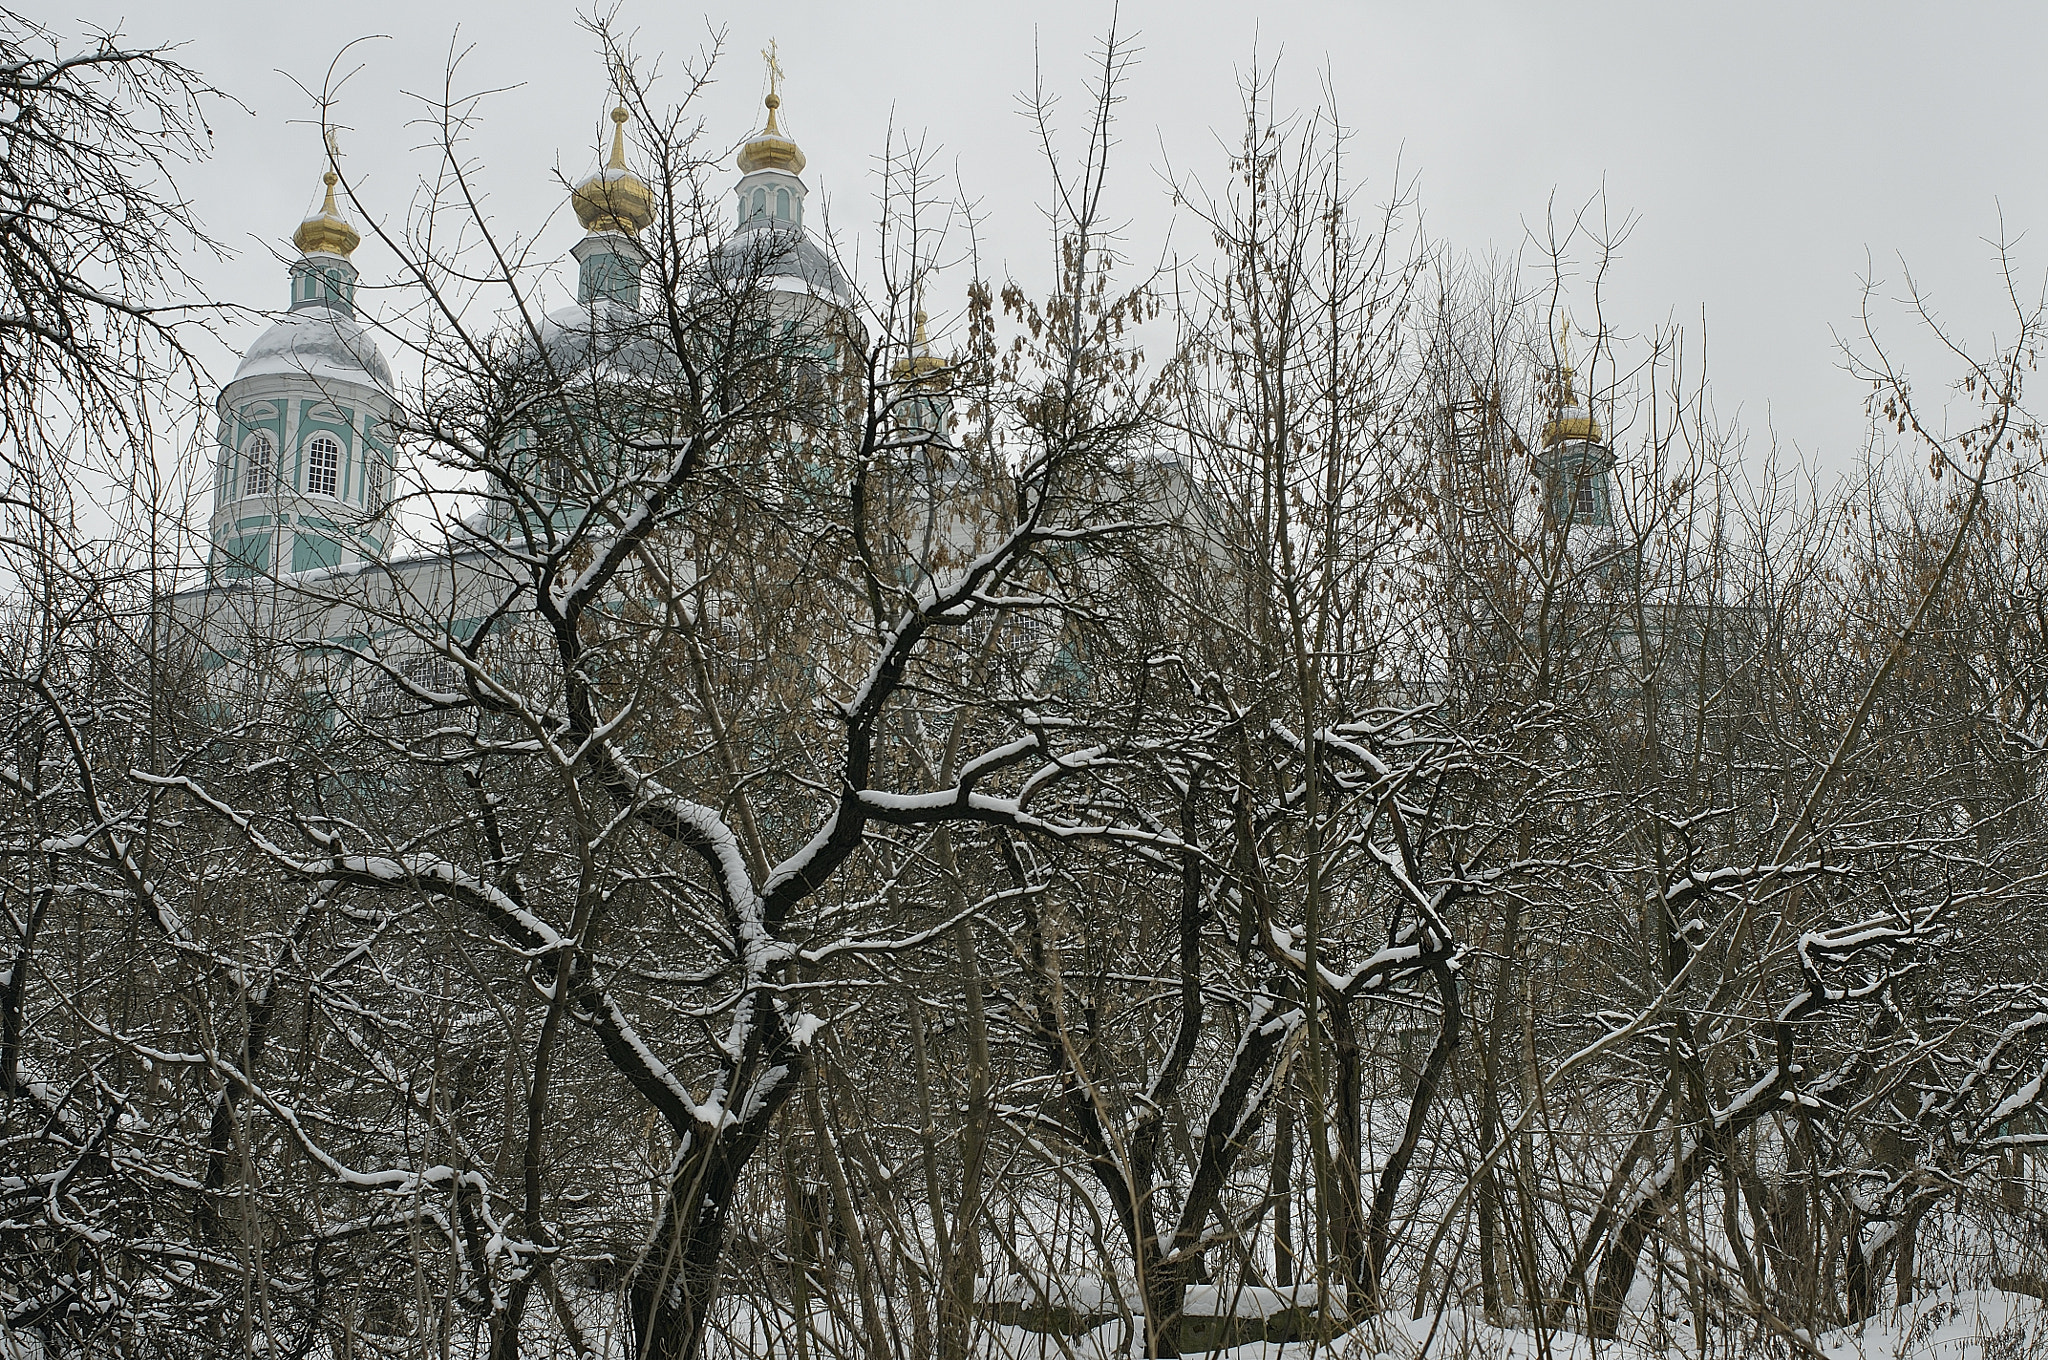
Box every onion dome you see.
[237,152,387,386]
[293,170,360,258]
[1540,322,1603,448]
[1541,397,1602,448]
[572,104,655,236]
[738,91,805,176]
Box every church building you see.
[173,72,891,673]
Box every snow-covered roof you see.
[704,220,848,303]
[232,306,394,391]
[534,299,675,377]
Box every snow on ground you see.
[980,1288,2048,1360]
[1815,1290,2048,1360]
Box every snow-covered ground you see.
[974,1289,2048,1360]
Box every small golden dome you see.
[572,105,656,235]
[1540,317,1602,447]
[293,170,361,259]
[1541,406,1603,447]
[892,310,948,385]
[738,92,806,176]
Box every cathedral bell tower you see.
[702,49,849,307]
[209,147,396,579]
[733,45,808,239]
[1535,320,1615,531]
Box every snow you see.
[976,1288,2048,1360]
[230,306,394,389]
[1816,1290,2048,1360]
[1180,1285,1341,1321]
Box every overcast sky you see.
[54,0,2048,476]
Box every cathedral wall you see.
[211,371,395,578]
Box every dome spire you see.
[738,39,806,176]
[293,129,361,259]
[609,60,632,169]
[1541,313,1602,448]
[572,63,655,236]
[1556,314,1576,404]
[607,105,629,170]
[764,38,783,134]
[893,308,945,383]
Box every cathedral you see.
[171,72,937,668]
[196,69,871,573]
[172,65,1620,687]
[204,160,394,581]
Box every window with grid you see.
[364,453,384,511]
[1574,478,1599,520]
[243,431,274,496]
[307,434,340,497]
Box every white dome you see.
[534,299,673,377]
[704,221,848,303]
[233,307,394,390]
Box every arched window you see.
[776,187,790,221]
[752,187,767,219]
[307,433,340,497]
[364,452,384,511]
[242,431,274,497]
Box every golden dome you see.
[1540,318,1602,447]
[1541,406,1603,447]
[293,170,361,259]
[738,92,806,176]
[892,310,947,385]
[572,105,655,235]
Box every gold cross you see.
[1557,312,1578,401]
[762,38,783,101]
[324,126,342,165]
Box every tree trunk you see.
[1895,1207,1921,1308]
[1585,1083,1784,1339]
[629,1157,737,1360]
[1476,891,1523,1320]
[805,1077,894,1360]
[1138,1245,1193,1358]
[1844,1212,1873,1323]
[1271,1096,1296,1288]
[1365,960,1461,1309]
[197,980,277,1248]
[938,899,992,1360]
[1326,1000,1368,1296]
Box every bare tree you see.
[16,18,2048,1360]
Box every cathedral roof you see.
[534,298,673,376]
[232,307,394,390]
[704,223,848,303]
